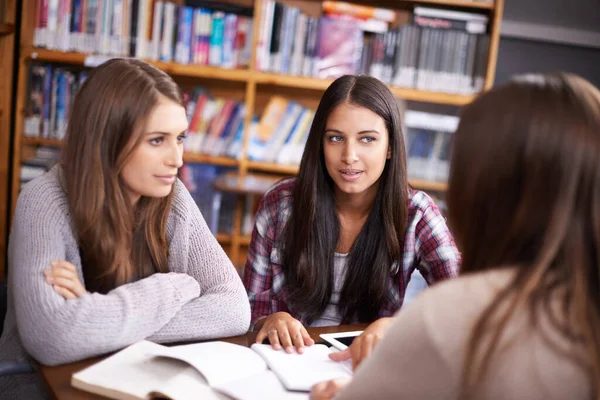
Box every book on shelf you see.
[404,110,458,183]
[247,96,313,166]
[32,0,254,69]
[71,339,352,400]
[24,64,88,140]
[255,0,491,95]
[183,86,246,158]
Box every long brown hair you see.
[282,75,409,324]
[60,59,184,294]
[447,73,600,398]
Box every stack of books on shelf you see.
[183,87,247,158]
[255,1,490,95]
[247,96,314,166]
[24,64,88,140]
[32,0,254,69]
[404,110,458,184]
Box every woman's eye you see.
[150,137,163,145]
[329,135,343,142]
[177,134,188,143]
[361,136,375,143]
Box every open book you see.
[71,340,352,400]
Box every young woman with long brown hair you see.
[311,72,600,399]
[244,75,460,363]
[0,59,250,399]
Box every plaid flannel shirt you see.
[243,178,460,329]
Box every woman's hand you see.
[43,260,88,300]
[255,312,315,354]
[310,377,352,400]
[329,317,393,370]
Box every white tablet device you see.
[319,331,363,351]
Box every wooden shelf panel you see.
[247,161,299,175]
[409,178,448,192]
[20,139,240,167]
[183,152,240,167]
[22,48,476,106]
[22,48,252,82]
[412,0,494,9]
[216,233,251,246]
[22,137,63,147]
[0,23,15,35]
[299,0,495,9]
[255,73,476,106]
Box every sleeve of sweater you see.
[146,181,251,343]
[336,287,458,399]
[9,178,201,366]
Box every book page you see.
[215,370,308,400]
[148,341,268,387]
[72,340,219,400]
[250,344,353,392]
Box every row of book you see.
[24,64,89,140]
[247,96,314,166]
[256,1,490,94]
[404,110,458,183]
[23,63,310,165]
[23,61,456,183]
[183,88,247,158]
[33,0,254,68]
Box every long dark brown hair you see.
[282,75,409,324]
[60,59,184,294]
[447,73,600,398]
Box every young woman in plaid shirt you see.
[244,75,460,367]
[312,73,600,400]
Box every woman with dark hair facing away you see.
[244,75,460,365]
[311,72,600,399]
[0,59,250,399]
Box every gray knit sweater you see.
[0,167,251,399]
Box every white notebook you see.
[71,340,352,400]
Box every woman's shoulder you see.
[169,178,198,219]
[263,177,296,203]
[422,269,515,307]
[256,177,296,216]
[15,167,70,225]
[407,189,441,215]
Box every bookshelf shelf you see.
[21,138,241,168]
[0,24,15,36]
[23,48,476,106]
[408,179,448,192]
[413,0,494,10]
[216,233,232,245]
[248,161,299,176]
[256,73,475,106]
[22,137,63,147]
[22,47,252,82]
[216,233,251,246]
[183,153,240,167]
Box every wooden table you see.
[39,324,368,400]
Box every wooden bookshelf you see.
[0,0,16,281]
[8,0,503,270]
[0,23,14,36]
[22,48,476,107]
[412,0,495,9]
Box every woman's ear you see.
[387,147,392,159]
